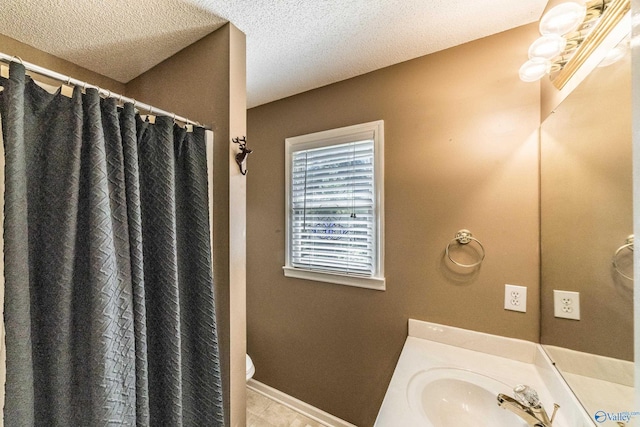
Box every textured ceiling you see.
[0,0,547,108]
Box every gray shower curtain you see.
[0,62,224,426]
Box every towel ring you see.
[446,229,485,268]
[612,234,633,280]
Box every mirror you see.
[539,42,632,420]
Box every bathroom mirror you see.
[539,44,632,419]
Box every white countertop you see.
[374,319,595,427]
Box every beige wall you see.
[247,24,540,426]
[127,24,247,426]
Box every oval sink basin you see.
[407,367,529,426]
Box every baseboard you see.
[247,379,357,427]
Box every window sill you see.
[282,266,386,291]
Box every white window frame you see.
[283,120,385,291]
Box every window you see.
[284,120,385,290]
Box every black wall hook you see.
[233,136,252,175]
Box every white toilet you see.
[246,354,255,382]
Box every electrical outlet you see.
[553,290,580,320]
[504,284,527,313]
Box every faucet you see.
[497,385,560,427]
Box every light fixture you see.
[519,58,551,82]
[519,0,629,88]
[528,35,568,59]
[539,2,587,36]
[597,36,629,67]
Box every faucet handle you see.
[513,384,540,408]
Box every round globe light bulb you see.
[528,35,567,60]
[539,2,587,36]
[598,40,629,67]
[519,58,550,82]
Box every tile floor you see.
[246,387,327,427]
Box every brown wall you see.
[540,52,632,360]
[127,24,247,427]
[247,24,541,426]
[0,34,124,93]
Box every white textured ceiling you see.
[0,0,547,108]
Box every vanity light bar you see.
[519,0,629,86]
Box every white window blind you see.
[291,139,375,276]
[284,120,385,290]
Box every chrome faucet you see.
[497,385,560,427]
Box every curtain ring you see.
[12,56,23,64]
[66,77,71,86]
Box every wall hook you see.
[233,136,252,175]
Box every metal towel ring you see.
[612,234,633,280]
[446,229,486,268]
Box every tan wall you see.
[247,24,540,426]
[127,24,247,427]
[0,34,124,93]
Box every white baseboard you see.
[247,379,357,427]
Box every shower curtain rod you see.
[0,52,210,130]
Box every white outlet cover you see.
[504,284,526,313]
[553,290,580,320]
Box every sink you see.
[407,367,529,426]
[375,323,587,427]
